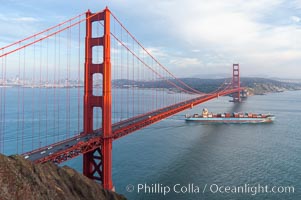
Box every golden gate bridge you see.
[0,7,243,190]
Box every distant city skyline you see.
[1,0,301,79]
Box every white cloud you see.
[291,16,301,23]
[13,17,39,22]
[0,14,39,22]
[145,47,167,58]
[1,0,301,78]
[170,57,202,67]
[292,0,301,8]
[126,0,301,78]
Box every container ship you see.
[185,108,275,123]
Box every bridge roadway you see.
[24,88,241,164]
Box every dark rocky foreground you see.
[0,154,126,200]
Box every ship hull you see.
[185,117,275,123]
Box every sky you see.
[1,0,301,79]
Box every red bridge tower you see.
[232,64,241,102]
[83,8,113,190]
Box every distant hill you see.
[240,77,301,95]
[113,77,301,95]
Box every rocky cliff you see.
[241,77,301,95]
[0,154,126,200]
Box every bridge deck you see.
[24,88,241,164]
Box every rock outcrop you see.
[0,154,126,200]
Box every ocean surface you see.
[66,90,301,200]
[1,89,301,199]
